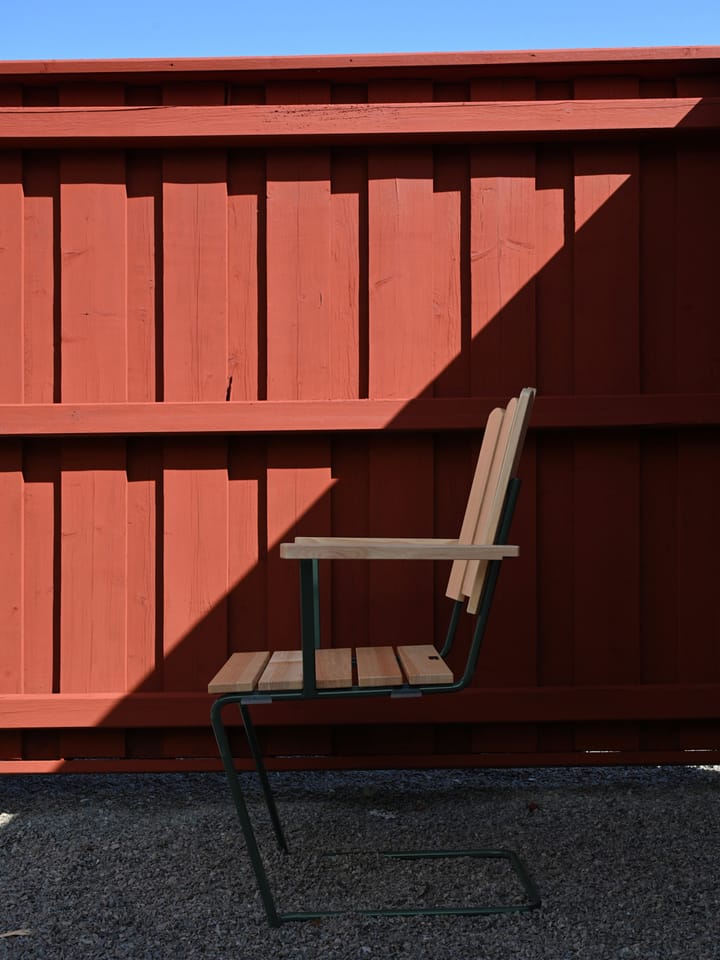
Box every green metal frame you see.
[210,478,540,925]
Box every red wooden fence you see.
[1,47,719,772]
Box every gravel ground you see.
[1,765,719,959]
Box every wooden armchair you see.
[209,388,539,925]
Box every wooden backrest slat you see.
[465,388,535,613]
[445,405,505,601]
[459,397,518,600]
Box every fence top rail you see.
[0,45,718,83]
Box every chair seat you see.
[208,644,453,695]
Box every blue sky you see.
[0,0,718,60]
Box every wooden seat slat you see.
[396,645,454,685]
[208,651,271,695]
[258,650,303,691]
[356,646,404,687]
[316,648,353,688]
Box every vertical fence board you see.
[22,155,58,404]
[227,152,264,402]
[0,444,23,694]
[22,443,58,694]
[228,438,266,653]
[162,440,228,690]
[60,442,127,693]
[126,154,160,403]
[0,152,23,404]
[469,147,537,395]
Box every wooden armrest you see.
[280,539,519,560]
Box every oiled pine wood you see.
[466,389,535,612]
[258,650,303,691]
[280,540,518,560]
[208,651,271,694]
[446,406,504,600]
[356,646,403,687]
[461,398,518,600]
[396,645,454,685]
[316,648,353,689]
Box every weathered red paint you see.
[0,48,719,772]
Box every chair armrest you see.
[280,537,519,560]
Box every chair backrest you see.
[446,388,535,614]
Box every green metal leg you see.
[210,698,282,927]
[212,694,540,925]
[239,703,288,854]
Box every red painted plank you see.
[59,154,127,400]
[265,153,332,399]
[227,438,267,655]
[227,151,264,401]
[330,151,364,399]
[59,442,127,693]
[265,439,333,650]
[639,145,677,391]
[3,394,720,437]
[367,436,435,648]
[22,155,58,404]
[0,443,23,693]
[573,144,640,394]
[0,149,23,404]
[126,154,160,402]
[162,440,229,690]
[480,435,538,688]
[536,434,574,686]
[126,440,160,692]
[535,146,573,393]
[368,148,435,398]
[1,98,719,145]
[5,683,720,728]
[431,148,468,397]
[22,443,59,694]
[675,144,720,392]
[677,432,720,682]
[639,433,678,683]
[162,154,228,402]
[0,47,718,79]
[572,436,641,687]
[469,146,537,394]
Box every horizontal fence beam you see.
[3,684,719,728]
[1,47,719,79]
[0,99,717,146]
[0,395,718,437]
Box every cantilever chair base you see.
[208,389,539,925]
[211,697,540,927]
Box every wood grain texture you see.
[356,646,403,687]
[258,650,303,691]
[207,650,270,694]
[316,647,353,689]
[446,406,504,600]
[0,151,23,403]
[22,156,58,404]
[281,540,518,559]
[396,645,453,685]
[3,394,720,437]
[1,99,718,144]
